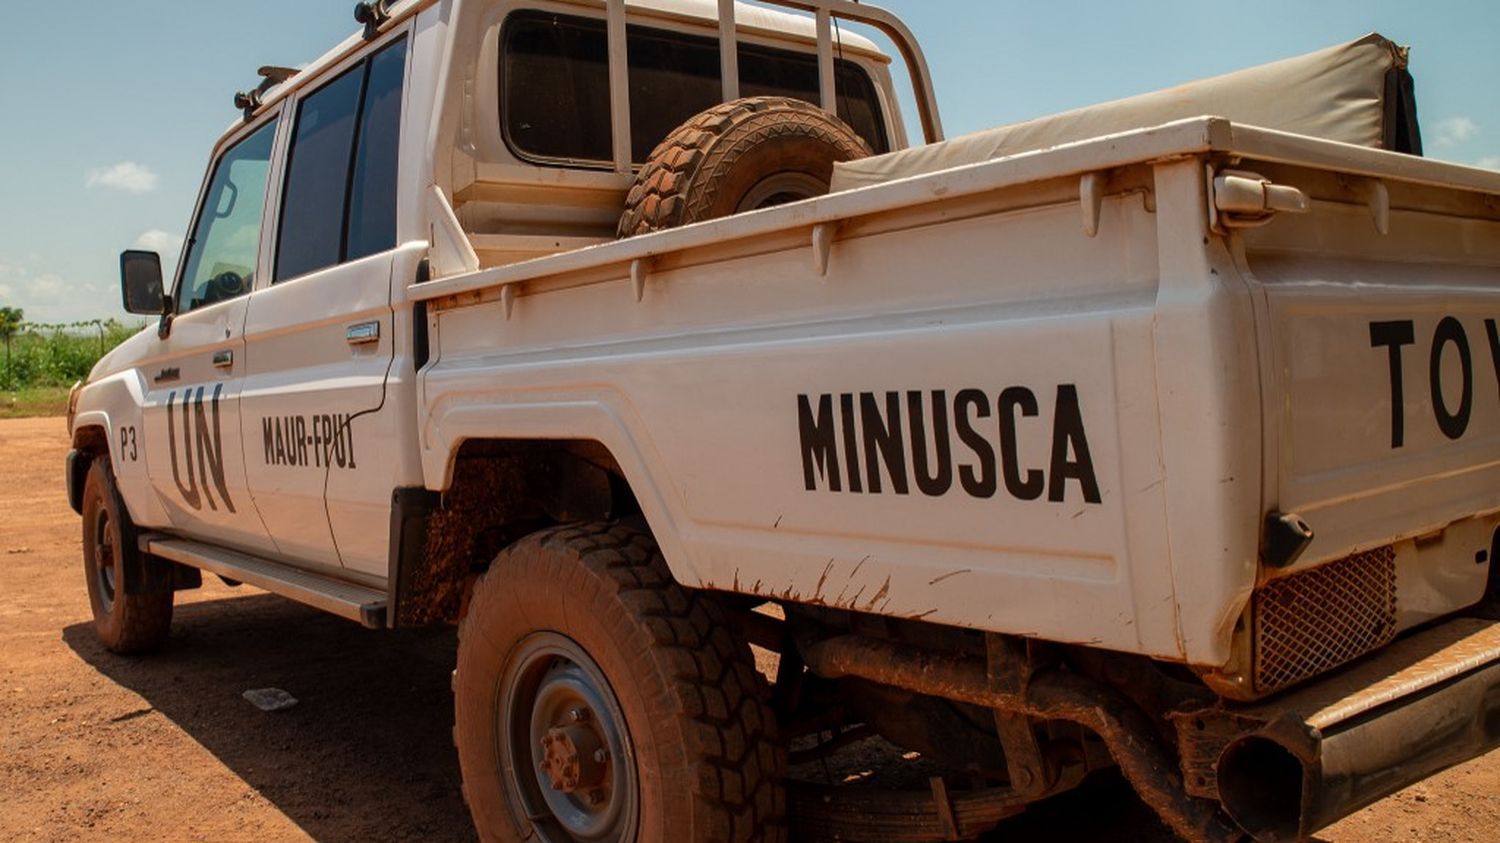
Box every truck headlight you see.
[66,380,82,431]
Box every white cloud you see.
[134,229,184,257]
[85,161,159,194]
[1433,117,1478,147]
[0,260,116,324]
[1476,156,1500,171]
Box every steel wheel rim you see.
[93,508,117,614]
[737,171,828,212]
[499,632,637,842]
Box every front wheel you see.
[454,522,786,842]
[81,458,173,653]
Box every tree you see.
[0,307,20,337]
[0,306,22,388]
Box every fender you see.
[71,365,166,530]
[422,393,701,588]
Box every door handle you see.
[346,321,380,345]
[212,349,234,368]
[154,367,180,383]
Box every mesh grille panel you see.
[1253,546,1397,694]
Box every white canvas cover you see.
[833,33,1413,191]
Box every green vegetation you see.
[0,307,146,417]
[0,385,75,419]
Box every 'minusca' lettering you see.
[798,386,1102,505]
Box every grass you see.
[0,384,73,419]
[0,320,144,419]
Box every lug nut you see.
[587,788,606,806]
[568,707,591,723]
[593,748,609,764]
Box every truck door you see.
[141,116,282,552]
[240,34,409,574]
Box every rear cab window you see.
[275,35,408,282]
[499,10,889,167]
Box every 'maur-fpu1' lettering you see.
[797,386,1102,505]
[261,413,360,470]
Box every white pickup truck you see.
[67,1,1500,841]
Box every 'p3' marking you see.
[118,426,138,462]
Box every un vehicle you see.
[67,1,1500,840]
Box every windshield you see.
[177,119,278,312]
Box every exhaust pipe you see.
[799,634,1243,843]
[1214,648,1500,842]
[1216,734,1309,841]
[805,619,1500,842]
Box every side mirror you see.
[120,250,166,315]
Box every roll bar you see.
[603,0,944,173]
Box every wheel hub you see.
[94,509,118,612]
[503,633,637,842]
[540,721,609,794]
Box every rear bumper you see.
[1177,617,1500,840]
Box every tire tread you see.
[618,96,869,238]
[82,459,173,654]
[455,521,787,842]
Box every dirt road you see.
[2,416,1497,842]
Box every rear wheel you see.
[454,522,786,842]
[81,458,173,654]
[618,96,871,238]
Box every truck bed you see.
[410,116,1500,679]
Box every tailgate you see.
[1241,166,1500,633]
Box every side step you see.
[141,535,388,629]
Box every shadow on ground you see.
[64,589,1226,843]
[64,591,476,842]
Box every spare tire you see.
[618,96,871,238]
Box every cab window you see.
[176,120,278,313]
[275,36,408,282]
[501,11,889,166]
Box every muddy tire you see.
[454,522,786,843]
[617,96,871,238]
[81,458,173,654]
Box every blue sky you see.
[1,0,1496,324]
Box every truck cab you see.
[82,0,910,583]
